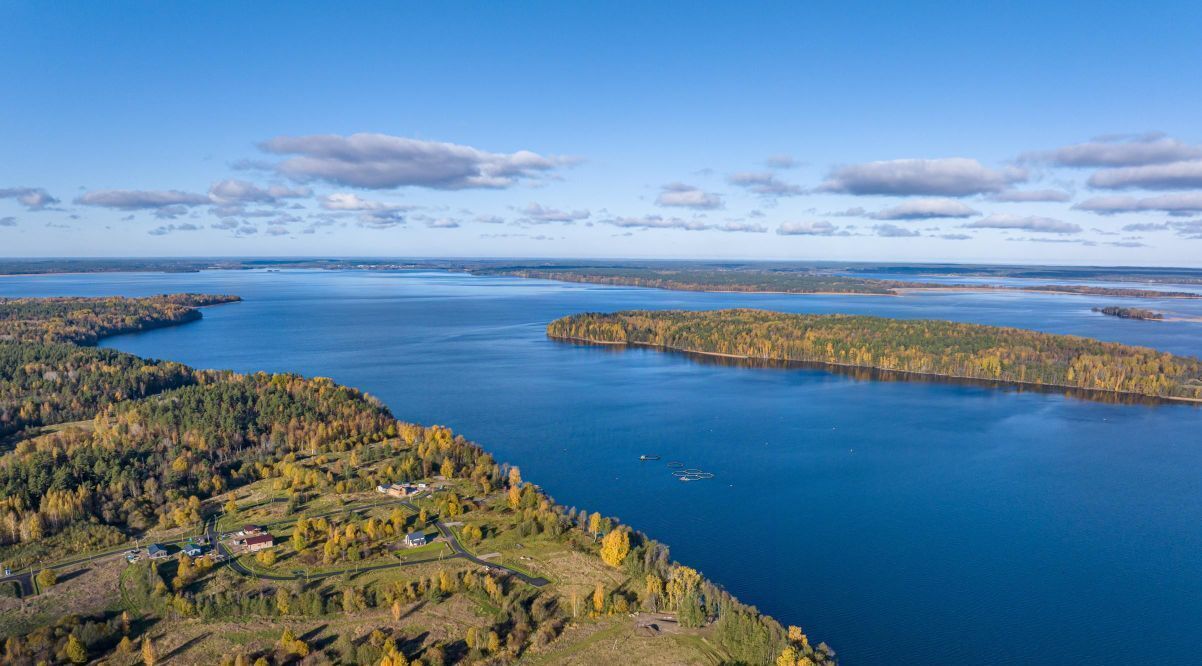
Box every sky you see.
[2,1,1202,265]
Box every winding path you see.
[0,497,548,599]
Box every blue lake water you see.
[4,269,1202,665]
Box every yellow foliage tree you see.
[599,528,630,567]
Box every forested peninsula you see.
[0,296,829,665]
[548,309,1202,402]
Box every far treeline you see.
[479,266,1202,299]
[548,309,1202,401]
[479,267,901,294]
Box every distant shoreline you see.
[896,286,1202,299]
[549,333,1202,406]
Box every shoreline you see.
[499,274,1202,300]
[895,285,1202,299]
[550,334,1202,406]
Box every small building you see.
[240,525,265,536]
[404,531,427,548]
[244,533,274,552]
[377,483,417,498]
[147,544,169,559]
[182,545,204,557]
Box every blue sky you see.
[2,2,1202,264]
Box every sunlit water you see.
[4,269,1202,665]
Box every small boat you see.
[639,454,661,461]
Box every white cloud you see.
[208,179,310,204]
[515,202,590,223]
[873,223,921,237]
[655,182,723,209]
[603,214,760,232]
[0,216,17,227]
[1074,193,1202,216]
[320,192,399,211]
[1107,240,1148,248]
[964,213,1082,234]
[820,158,1025,196]
[716,221,768,233]
[1121,222,1170,232]
[1087,160,1202,190]
[1171,220,1202,238]
[727,172,804,197]
[765,155,798,169]
[319,193,409,227]
[0,187,59,210]
[868,198,978,220]
[776,221,840,236]
[989,188,1072,202]
[148,223,202,236]
[1027,133,1202,167]
[76,189,210,211]
[259,133,571,189]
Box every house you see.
[147,544,169,559]
[244,533,274,552]
[377,483,417,498]
[404,531,427,548]
[182,544,204,557]
[240,525,265,536]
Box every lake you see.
[4,269,1202,665]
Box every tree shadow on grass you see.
[162,631,210,662]
[55,567,89,584]
[397,599,426,622]
[302,623,337,652]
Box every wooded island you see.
[548,309,1202,401]
[1092,306,1165,320]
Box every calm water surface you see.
[4,270,1202,665]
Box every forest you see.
[548,309,1202,401]
[0,295,240,438]
[0,295,829,666]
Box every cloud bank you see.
[1087,160,1202,190]
[869,198,978,220]
[964,213,1082,234]
[776,221,840,236]
[820,158,1024,196]
[1074,193,1202,216]
[260,133,569,190]
[655,183,723,209]
[0,187,59,211]
[728,172,803,197]
[1029,134,1202,167]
